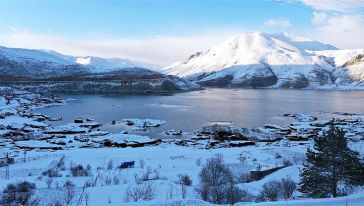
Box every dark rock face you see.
[343,54,364,67]
[0,48,200,93]
[307,66,333,85]
[0,67,199,93]
[197,75,234,87]
[280,74,309,89]
[196,64,278,88]
[231,75,278,88]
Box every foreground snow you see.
[1,87,363,206]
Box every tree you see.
[299,126,364,198]
[196,155,253,204]
[1,181,39,206]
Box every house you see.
[0,157,15,167]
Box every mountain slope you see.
[0,46,199,92]
[270,32,338,51]
[163,32,363,89]
[162,32,313,77]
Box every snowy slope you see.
[0,46,199,92]
[310,49,364,85]
[270,32,338,51]
[162,32,314,77]
[163,32,364,89]
[0,46,153,78]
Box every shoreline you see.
[1,86,364,205]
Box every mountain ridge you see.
[162,32,364,89]
[0,45,199,92]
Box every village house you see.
[0,157,15,167]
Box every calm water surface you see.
[36,89,364,137]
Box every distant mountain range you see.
[1,32,363,92]
[0,46,199,92]
[162,32,364,89]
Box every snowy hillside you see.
[162,32,364,89]
[162,32,313,77]
[270,32,338,51]
[0,46,152,78]
[0,46,199,92]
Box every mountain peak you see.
[162,31,310,77]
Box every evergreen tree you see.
[299,125,364,198]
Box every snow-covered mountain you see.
[0,46,156,78]
[270,32,337,51]
[162,32,364,89]
[0,46,198,92]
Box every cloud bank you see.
[0,29,235,67]
[264,18,292,28]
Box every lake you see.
[36,89,364,138]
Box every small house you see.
[0,157,15,167]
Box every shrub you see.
[70,164,91,177]
[139,159,145,169]
[177,174,192,186]
[274,152,282,159]
[1,181,39,206]
[257,177,297,202]
[195,158,202,167]
[196,155,252,204]
[107,160,113,170]
[283,159,293,167]
[42,169,61,177]
[124,182,155,202]
[225,185,254,205]
[281,176,297,199]
[258,180,282,201]
[64,181,75,206]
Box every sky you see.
[0,0,364,66]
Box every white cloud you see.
[311,12,328,25]
[296,0,364,12]
[264,18,292,28]
[310,14,364,49]
[0,29,236,67]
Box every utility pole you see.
[5,152,9,180]
[23,150,27,162]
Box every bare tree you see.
[139,159,145,169]
[64,181,75,206]
[107,160,113,170]
[258,180,282,202]
[84,191,90,206]
[0,181,40,206]
[124,182,155,202]
[281,176,297,200]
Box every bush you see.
[70,164,91,177]
[107,160,113,170]
[196,155,253,204]
[225,185,254,205]
[64,181,75,206]
[1,181,39,206]
[281,176,297,200]
[257,177,297,202]
[178,174,192,186]
[283,159,293,167]
[124,182,155,202]
[258,180,282,201]
[42,169,61,177]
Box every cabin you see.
[0,157,15,167]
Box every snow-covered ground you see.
[0,86,363,205]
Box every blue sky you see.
[0,0,312,37]
[0,0,363,65]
